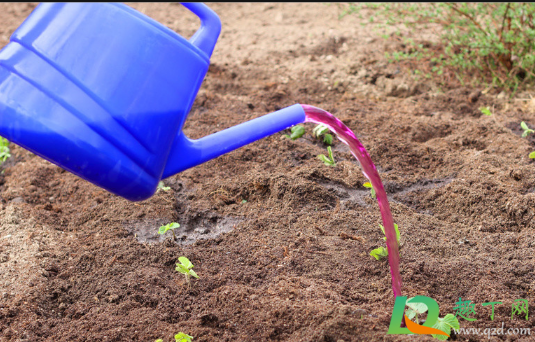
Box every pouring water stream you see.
[301,104,402,298]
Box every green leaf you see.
[178,256,193,269]
[363,182,373,189]
[406,298,428,315]
[370,246,388,260]
[189,269,199,279]
[529,151,535,159]
[380,224,400,244]
[479,106,492,116]
[155,339,163,342]
[157,181,171,191]
[313,124,329,137]
[168,223,180,229]
[405,308,419,322]
[158,225,170,235]
[175,264,189,274]
[323,133,333,145]
[174,332,193,342]
[521,121,529,130]
[290,125,306,140]
[431,314,460,340]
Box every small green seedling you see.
[380,223,400,245]
[313,124,334,145]
[370,223,400,261]
[157,181,171,192]
[0,137,11,164]
[363,182,376,199]
[405,299,428,324]
[174,333,193,342]
[404,297,460,340]
[158,222,180,241]
[155,332,193,342]
[479,106,492,116]
[283,125,306,140]
[370,246,388,260]
[521,122,534,138]
[317,146,336,166]
[530,151,535,159]
[175,256,199,285]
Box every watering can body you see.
[0,3,305,201]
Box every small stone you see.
[10,197,24,204]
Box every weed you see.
[339,3,535,91]
[313,124,334,145]
[370,223,400,261]
[529,151,535,159]
[318,146,336,166]
[175,256,199,286]
[521,121,534,137]
[0,137,11,164]
[157,181,170,192]
[363,181,376,199]
[479,106,492,116]
[158,222,180,241]
[283,125,306,140]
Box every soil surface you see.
[1,3,535,342]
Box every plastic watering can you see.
[0,3,305,201]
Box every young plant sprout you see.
[363,182,376,199]
[174,333,193,342]
[157,181,171,192]
[313,124,333,145]
[479,106,492,116]
[404,297,460,340]
[155,332,194,342]
[317,146,336,166]
[0,137,11,164]
[521,122,534,138]
[175,256,199,285]
[370,246,388,261]
[530,152,535,159]
[283,125,306,140]
[158,222,180,241]
[370,223,400,261]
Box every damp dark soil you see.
[1,3,535,342]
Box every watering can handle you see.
[181,2,221,58]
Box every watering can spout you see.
[162,104,306,179]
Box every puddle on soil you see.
[125,214,242,245]
[319,177,454,214]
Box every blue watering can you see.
[0,3,305,201]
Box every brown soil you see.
[1,3,535,342]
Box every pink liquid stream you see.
[302,104,402,298]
